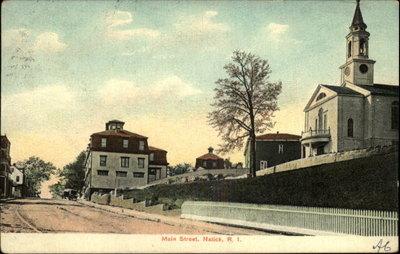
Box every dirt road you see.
[0,198,270,234]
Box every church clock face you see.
[359,64,368,74]
[344,67,350,76]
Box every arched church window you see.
[318,108,323,130]
[391,101,399,130]
[347,118,354,137]
[348,41,352,58]
[359,38,367,56]
[316,93,326,101]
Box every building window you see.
[133,172,145,178]
[100,155,107,166]
[212,162,217,168]
[101,138,107,147]
[359,38,366,56]
[318,108,323,130]
[123,139,129,148]
[315,119,318,131]
[97,170,108,176]
[116,171,127,177]
[347,118,354,137]
[278,144,284,154]
[139,141,145,151]
[203,161,207,167]
[121,157,129,168]
[316,93,326,102]
[149,153,154,162]
[323,114,327,130]
[391,101,399,130]
[138,158,145,168]
[348,41,352,58]
[16,176,20,182]
[260,161,268,170]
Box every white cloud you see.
[266,23,289,41]
[105,11,133,28]
[174,10,229,35]
[34,32,67,53]
[104,10,160,41]
[151,75,202,98]
[107,28,160,40]
[97,76,201,105]
[2,85,76,132]
[98,79,140,105]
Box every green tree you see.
[17,156,57,196]
[59,151,86,192]
[208,50,282,177]
[169,163,192,176]
[49,181,65,198]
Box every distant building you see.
[83,120,168,198]
[148,146,168,182]
[244,133,301,171]
[0,135,12,198]
[9,165,24,198]
[195,147,224,169]
[301,1,399,158]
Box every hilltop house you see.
[83,120,168,198]
[301,0,399,158]
[244,132,301,171]
[195,147,224,169]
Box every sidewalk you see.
[77,199,272,235]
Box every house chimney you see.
[208,147,214,154]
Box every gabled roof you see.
[256,133,301,141]
[196,153,223,161]
[356,84,399,96]
[91,129,147,139]
[149,146,167,152]
[321,84,363,96]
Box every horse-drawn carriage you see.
[62,189,78,200]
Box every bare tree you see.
[208,50,282,177]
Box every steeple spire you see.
[350,0,367,31]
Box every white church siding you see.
[301,1,399,158]
[367,95,399,147]
[337,95,365,152]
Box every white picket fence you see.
[181,201,398,236]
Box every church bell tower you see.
[340,0,375,86]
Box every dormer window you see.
[101,138,107,147]
[139,141,145,151]
[123,139,129,148]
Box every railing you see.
[181,201,398,236]
[301,128,331,141]
[301,128,330,136]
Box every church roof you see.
[357,84,399,96]
[320,84,363,96]
[351,0,367,30]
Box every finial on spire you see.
[351,0,367,31]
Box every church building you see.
[301,0,399,158]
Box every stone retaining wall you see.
[91,192,166,212]
[257,145,396,176]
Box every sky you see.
[1,0,399,172]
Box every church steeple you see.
[350,0,367,31]
[340,0,375,86]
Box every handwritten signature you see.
[372,239,391,253]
